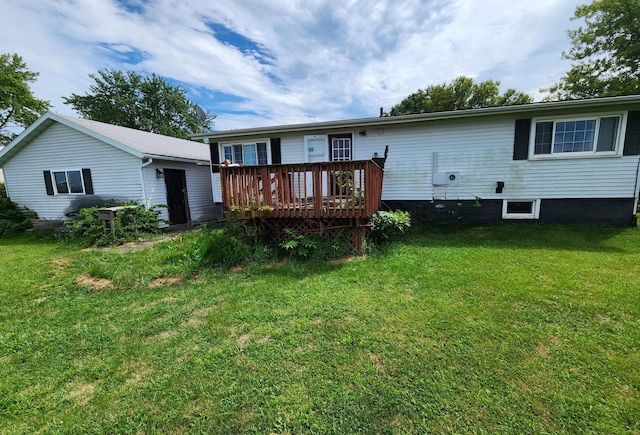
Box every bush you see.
[0,197,37,236]
[0,182,6,198]
[279,227,352,260]
[198,221,275,268]
[367,210,411,245]
[63,201,164,246]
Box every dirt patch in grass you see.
[51,258,70,268]
[147,330,176,342]
[134,296,176,311]
[328,256,357,265]
[368,353,387,374]
[237,333,251,348]
[67,383,96,405]
[536,343,549,358]
[180,307,215,328]
[75,274,113,291]
[148,276,181,288]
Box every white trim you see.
[219,138,271,165]
[502,199,541,219]
[528,111,627,160]
[49,168,86,195]
[190,95,640,140]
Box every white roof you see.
[0,112,210,165]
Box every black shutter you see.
[82,168,94,194]
[43,171,54,195]
[270,138,281,164]
[623,111,640,156]
[210,142,220,173]
[513,118,532,160]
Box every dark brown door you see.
[164,168,189,225]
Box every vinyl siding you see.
[142,161,216,224]
[277,117,640,201]
[3,123,142,219]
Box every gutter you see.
[191,95,640,141]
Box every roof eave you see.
[192,95,640,140]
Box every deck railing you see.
[220,160,384,219]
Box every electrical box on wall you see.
[433,171,460,186]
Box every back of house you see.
[194,95,640,226]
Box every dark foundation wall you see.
[538,198,636,226]
[382,198,637,226]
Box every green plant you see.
[0,196,36,236]
[0,182,6,198]
[62,201,164,246]
[367,210,411,245]
[280,227,318,259]
[278,228,352,260]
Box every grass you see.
[0,224,639,433]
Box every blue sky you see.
[2,0,585,131]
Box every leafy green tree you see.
[388,76,532,116]
[64,70,213,139]
[0,53,50,144]
[545,0,640,99]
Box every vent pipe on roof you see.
[379,107,384,117]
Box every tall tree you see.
[545,0,640,99]
[388,76,532,116]
[64,70,214,139]
[0,53,50,144]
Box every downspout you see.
[140,158,153,208]
[633,155,640,217]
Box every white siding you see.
[142,161,216,224]
[278,118,640,201]
[3,123,142,220]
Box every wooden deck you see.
[220,160,384,219]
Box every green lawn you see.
[1,224,639,433]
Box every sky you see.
[2,0,587,132]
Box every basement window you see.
[502,199,540,219]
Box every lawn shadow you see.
[397,222,635,254]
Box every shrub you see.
[367,210,411,245]
[197,221,275,268]
[0,182,6,198]
[279,227,352,260]
[0,197,37,236]
[63,201,164,246]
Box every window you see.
[330,135,352,161]
[53,170,85,194]
[532,115,622,157]
[502,199,540,219]
[222,142,268,165]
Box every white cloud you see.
[1,0,585,130]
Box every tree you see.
[0,53,50,144]
[388,76,532,116]
[545,0,640,100]
[64,70,214,139]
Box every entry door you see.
[164,168,189,225]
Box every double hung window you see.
[223,142,268,165]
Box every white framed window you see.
[222,140,268,165]
[52,169,85,194]
[330,134,352,161]
[502,199,540,219]
[530,113,625,158]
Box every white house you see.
[192,95,640,226]
[0,112,218,225]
